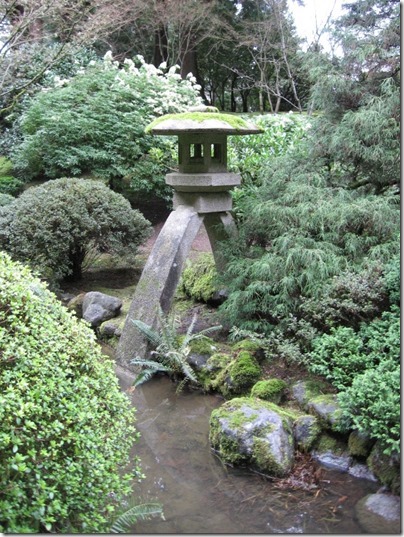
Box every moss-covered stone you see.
[293,415,321,452]
[251,379,287,404]
[226,351,261,396]
[367,442,401,494]
[348,430,375,458]
[231,339,262,355]
[196,352,233,392]
[209,397,295,476]
[306,393,343,432]
[180,254,217,303]
[291,379,331,408]
[188,336,218,356]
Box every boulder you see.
[348,430,375,458]
[306,393,343,431]
[355,493,400,534]
[82,291,122,328]
[293,415,321,452]
[67,292,86,317]
[290,379,330,408]
[311,433,352,472]
[209,397,295,476]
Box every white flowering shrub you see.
[12,53,202,201]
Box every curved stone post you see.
[116,205,203,370]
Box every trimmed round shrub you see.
[0,177,152,282]
[0,252,139,532]
[251,379,287,403]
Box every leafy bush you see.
[0,252,139,532]
[307,306,400,455]
[0,157,23,196]
[0,178,151,283]
[0,193,15,206]
[180,253,218,303]
[307,327,372,390]
[12,53,202,201]
[219,162,399,333]
[339,358,400,456]
[300,264,389,331]
[308,307,400,388]
[227,113,311,183]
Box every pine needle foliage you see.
[220,162,399,333]
[131,308,221,392]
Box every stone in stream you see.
[82,291,122,327]
[355,493,401,534]
[209,397,295,476]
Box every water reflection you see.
[117,368,378,534]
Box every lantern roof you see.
[145,106,263,135]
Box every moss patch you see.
[227,351,261,395]
[251,379,287,403]
[146,112,252,132]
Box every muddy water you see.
[116,368,381,534]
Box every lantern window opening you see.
[211,143,222,162]
[190,143,204,160]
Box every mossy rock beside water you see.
[209,397,295,476]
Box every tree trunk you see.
[153,26,168,67]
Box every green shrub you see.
[251,379,287,403]
[0,157,23,196]
[307,326,373,390]
[180,253,218,303]
[308,307,400,391]
[219,165,399,333]
[228,113,311,184]
[308,307,400,456]
[339,358,400,456]
[0,178,151,283]
[0,252,139,532]
[300,264,389,331]
[12,54,202,201]
[0,193,15,206]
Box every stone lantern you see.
[117,106,262,367]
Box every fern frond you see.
[110,502,164,533]
[132,319,161,347]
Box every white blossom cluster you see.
[103,51,203,118]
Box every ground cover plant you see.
[0,177,152,283]
[0,252,142,533]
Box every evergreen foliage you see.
[0,252,140,532]
[0,178,151,283]
[219,166,399,333]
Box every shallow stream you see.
[116,367,381,534]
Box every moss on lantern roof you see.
[145,108,262,135]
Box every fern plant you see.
[110,501,164,533]
[130,309,221,392]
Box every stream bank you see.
[114,364,390,534]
